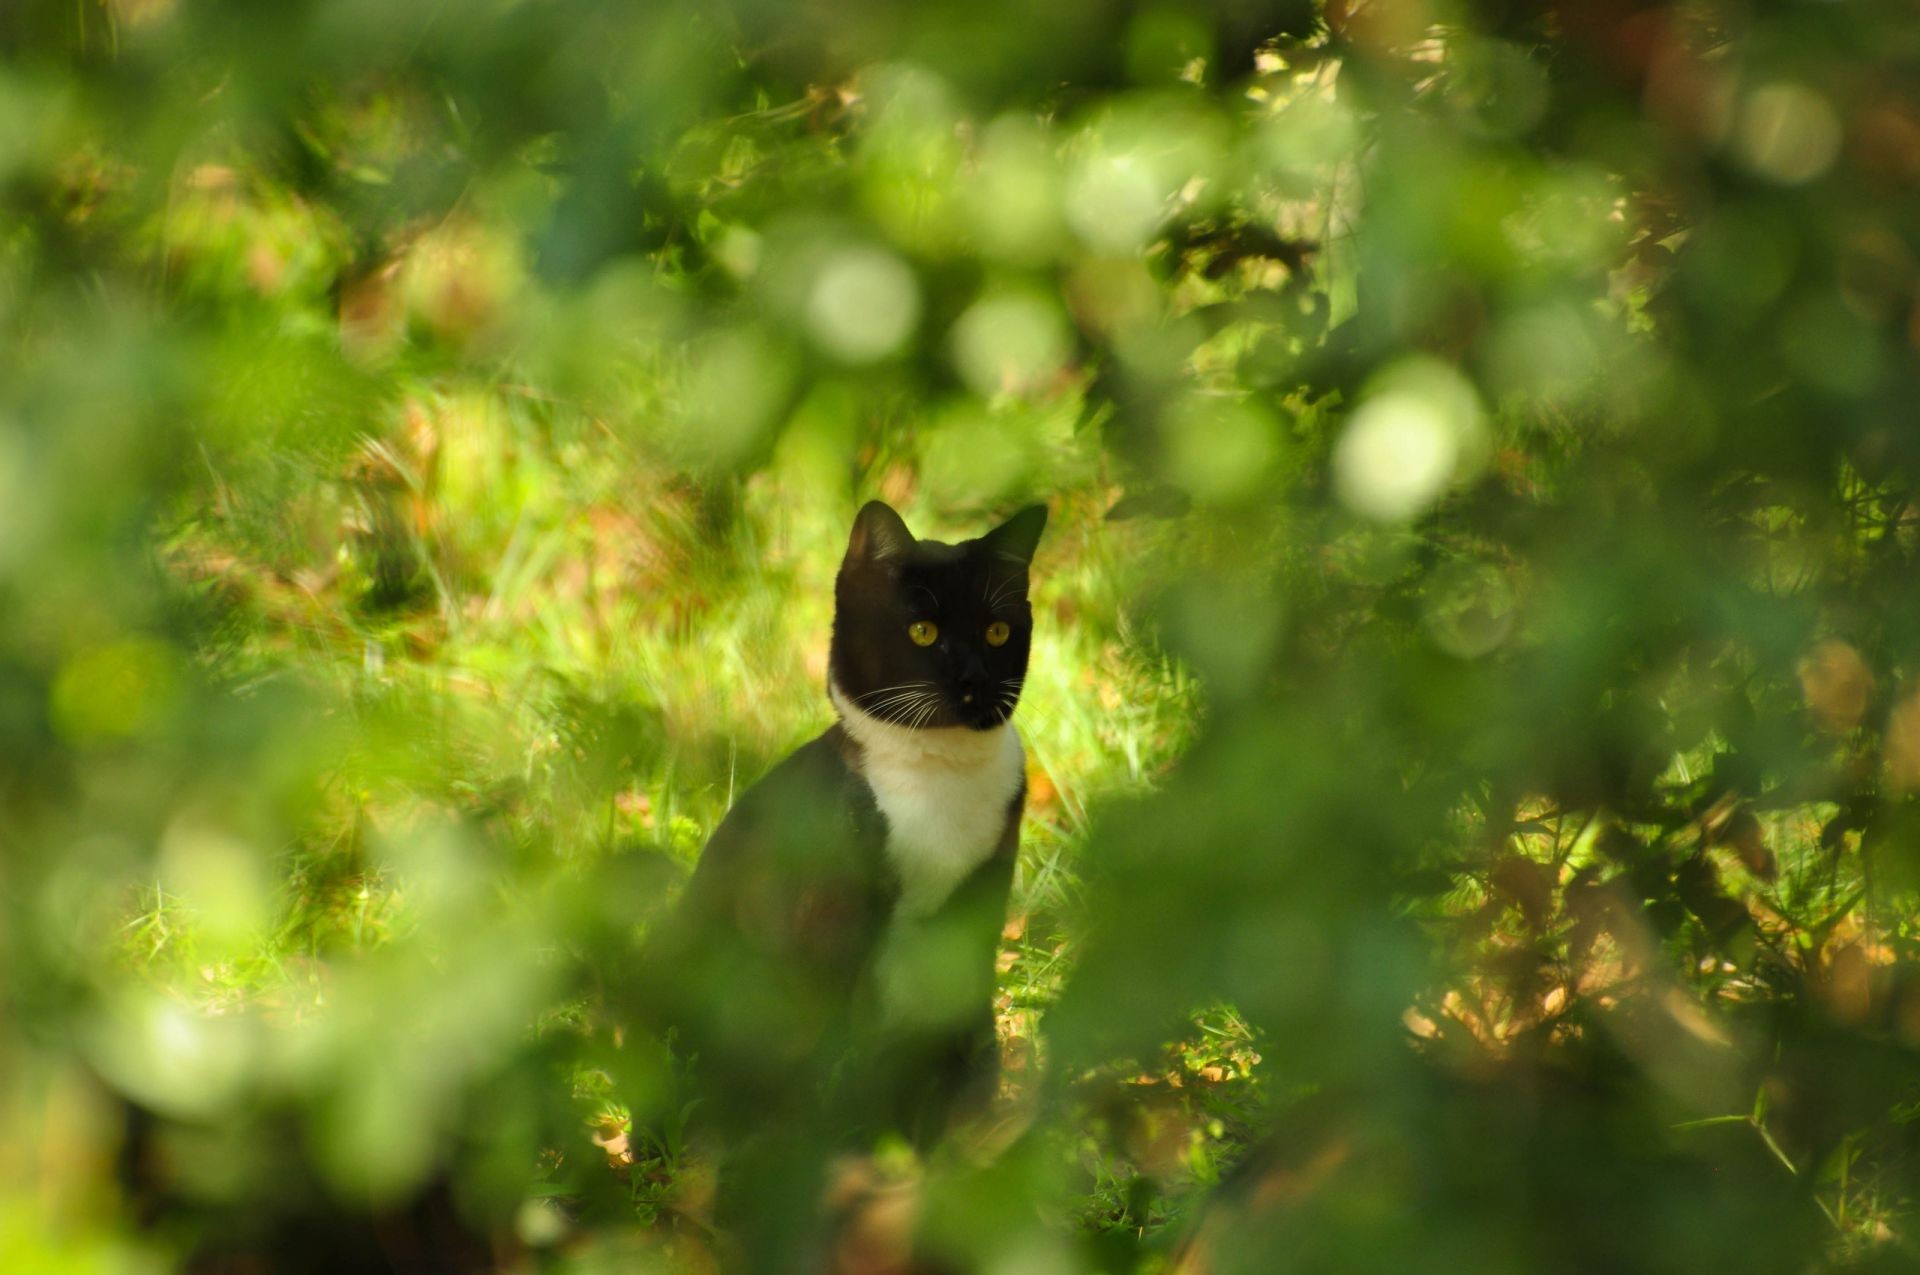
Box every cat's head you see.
[829,501,1047,733]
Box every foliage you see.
[7,0,1920,1270]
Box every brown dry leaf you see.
[998,1015,1036,1076]
[1888,689,1920,792]
[339,259,404,361]
[803,640,831,682]
[186,163,235,191]
[825,1156,922,1275]
[1026,767,1058,812]
[1489,854,1555,929]
[590,1116,633,1168]
[1439,988,1497,1047]
[1859,98,1920,183]
[877,465,916,509]
[615,789,654,828]
[1661,988,1732,1048]
[1820,942,1876,1026]
[1721,810,1777,880]
[245,241,285,294]
[114,0,180,28]
[1799,638,1873,734]
[660,1232,722,1275]
[1894,982,1920,1047]
[1121,1094,1200,1179]
[677,1157,718,1225]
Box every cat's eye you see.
[908,620,939,646]
[984,621,1011,647]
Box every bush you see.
[6,1,1920,1270]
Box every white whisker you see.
[878,692,931,724]
[862,690,939,719]
[854,680,935,704]
[889,690,939,728]
[861,681,937,702]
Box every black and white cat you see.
[638,500,1046,1234]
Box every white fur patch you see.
[829,681,1024,919]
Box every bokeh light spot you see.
[1162,396,1280,504]
[1066,153,1165,254]
[804,246,921,363]
[949,289,1069,397]
[1735,82,1842,185]
[1334,360,1485,523]
[966,116,1066,263]
[158,819,271,948]
[681,327,797,468]
[89,994,252,1119]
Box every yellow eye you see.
[908,620,938,646]
[985,621,1011,647]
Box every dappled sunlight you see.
[7,0,1920,1270]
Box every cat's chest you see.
[855,726,1024,918]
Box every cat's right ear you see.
[845,500,915,567]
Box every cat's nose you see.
[958,670,987,705]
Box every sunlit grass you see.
[127,369,1213,1250]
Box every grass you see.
[148,379,1234,1254]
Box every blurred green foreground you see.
[8,0,1920,1270]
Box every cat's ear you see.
[845,500,916,566]
[981,503,1048,567]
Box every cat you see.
[634,499,1047,1262]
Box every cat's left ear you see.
[981,504,1048,567]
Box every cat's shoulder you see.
[706,722,879,837]
[771,722,860,779]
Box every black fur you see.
[832,500,1046,732]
